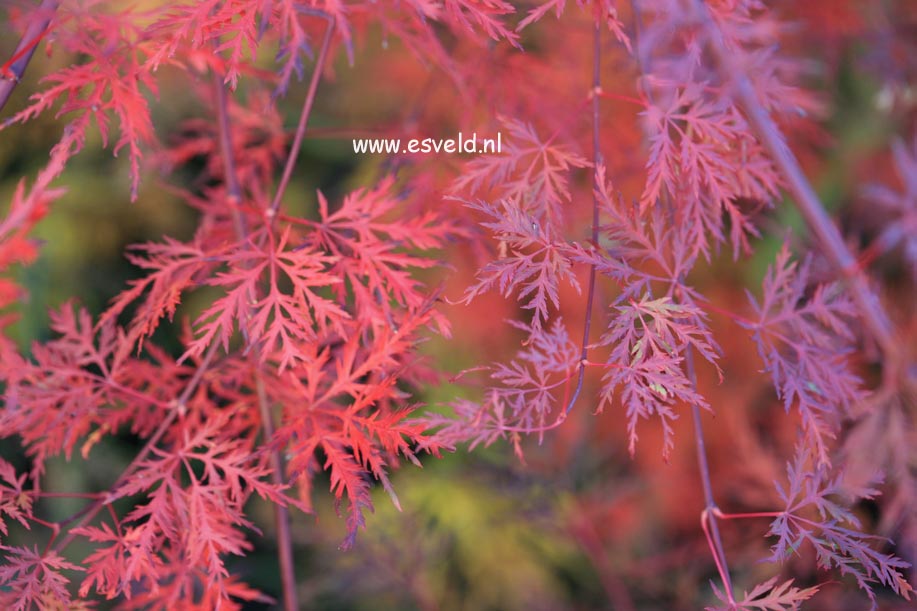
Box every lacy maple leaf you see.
[597,294,720,459]
[0,545,82,611]
[742,244,865,467]
[458,197,581,334]
[766,444,913,607]
[452,116,589,227]
[2,2,157,199]
[422,318,579,457]
[707,576,819,611]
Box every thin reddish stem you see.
[566,15,602,415]
[255,373,298,611]
[701,508,735,607]
[497,415,567,435]
[715,509,784,520]
[561,364,573,414]
[29,515,60,532]
[269,17,335,219]
[0,0,59,114]
[703,301,757,328]
[687,350,734,601]
[34,516,61,554]
[0,24,52,79]
[447,365,491,383]
[212,63,247,238]
[212,64,300,611]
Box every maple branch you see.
[269,16,335,220]
[629,6,735,596]
[51,339,222,553]
[694,1,900,373]
[212,63,247,238]
[714,508,783,520]
[255,373,298,611]
[566,13,602,415]
[0,0,59,116]
[212,64,300,611]
[687,349,734,603]
[700,508,734,605]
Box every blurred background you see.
[1,1,915,609]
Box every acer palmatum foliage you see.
[0,0,915,609]
[424,0,914,608]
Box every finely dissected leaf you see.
[0,460,32,542]
[423,318,579,453]
[306,176,457,330]
[0,304,178,475]
[516,0,567,31]
[188,224,347,370]
[518,0,632,52]
[459,198,581,334]
[101,237,215,348]
[321,439,374,550]
[277,305,447,548]
[117,224,349,372]
[145,0,259,90]
[453,116,589,227]
[77,410,291,602]
[441,0,520,47]
[707,576,819,611]
[743,244,865,467]
[639,83,776,258]
[598,294,720,459]
[580,165,701,298]
[0,545,82,611]
[765,444,913,606]
[633,0,820,259]
[2,3,158,199]
[0,177,61,334]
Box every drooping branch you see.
[687,349,734,604]
[254,372,299,611]
[565,11,601,415]
[211,64,300,611]
[212,66,248,238]
[269,15,335,219]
